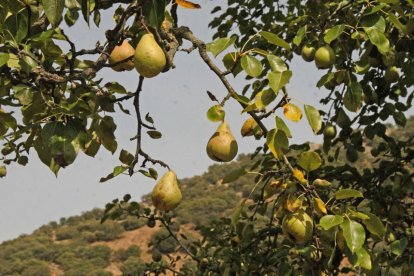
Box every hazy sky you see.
[0,1,331,242]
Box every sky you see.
[0,1,330,242]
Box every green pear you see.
[301,45,316,62]
[384,66,399,83]
[134,33,166,78]
[109,40,135,71]
[206,121,238,162]
[282,210,313,245]
[151,170,182,211]
[314,45,335,69]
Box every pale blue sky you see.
[0,1,330,242]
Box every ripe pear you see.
[240,117,263,138]
[206,121,238,162]
[134,33,166,78]
[301,45,316,62]
[314,45,335,69]
[151,170,182,211]
[109,40,135,71]
[282,210,313,245]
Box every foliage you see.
[116,245,141,262]
[0,0,414,274]
[119,257,146,276]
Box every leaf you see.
[105,82,127,94]
[312,179,331,188]
[259,31,291,50]
[41,0,64,27]
[142,0,166,29]
[268,71,292,93]
[362,212,385,238]
[207,105,225,122]
[365,28,390,54]
[80,0,90,25]
[275,116,291,138]
[283,103,302,122]
[266,129,289,159]
[145,113,154,124]
[241,55,262,77]
[293,168,306,184]
[206,37,236,57]
[119,149,134,165]
[175,0,201,9]
[100,166,128,182]
[222,52,242,76]
[341,219,366,253]
[304,105,322,134]
[314,198,327,214]
[0,166,6,177]
[147,130,162,139]
[0,53,9,67]
[254,90,276,110]
[149,168,158,180]
[324,24,346,44]
[231,199,247,229]
[389,238,408,256]
[387,13,407,34]
[222,168,247,184]
[354,247,372,270]
[335,189,364,200]
[96,116,117,154]
[138,169,157,180]
[344,82,363,112]
[293,26,306,46]
[266,55,287,72]
[320,215,343,230]
[298,151,322,172]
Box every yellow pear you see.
[151,170,182,211]
[134,33,166,78]
[109,40,135,71]
[282,210,313,245]
[314,45,335,69]
[206,121,238,162]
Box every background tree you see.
[0,0,413,275]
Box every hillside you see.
[0,117,413,275]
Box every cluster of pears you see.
[206,121,238,162]
[151,170,182,211]
[301,44,335,69]
[109,33,166,78]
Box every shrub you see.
[86,269,112,276]
[121,217,146,231]
[93,222,124,241]
[55,228,76,241]
[116,245,141,262]
[120,257,146,275]
[149,229,178,254]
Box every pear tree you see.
[0,0,413,274]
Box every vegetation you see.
[0,0,413,274]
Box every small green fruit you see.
[151,170,182,211]
[314,45,335,69]
[384,66,399,83]
[282,210,313,245]
[301,45,316,62]
[206,121,238,162]
[134,33,166,78]
[323,124,337,140]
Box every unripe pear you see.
[151,170,182,211]
[314,45,335,69]
[384,66,399,83]
[323,124,337,140]
[109,40,135,71]
[301,45,316,62]
[206,121,238,162]
[240,117,263,138]
[134,33,166,78]
[282,210,313,245]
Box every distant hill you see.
[0,117,412,275]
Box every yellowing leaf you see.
[314,198,327,214]
[293,168,307,184]
[284,194,303,212]
[283,103,302,122]
[175,0,201,9]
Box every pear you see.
[109,40,135,71]
[134,33,166,78]
[301,45,316,62]
[206,121,238,162]
[151,170,182,211]
[314,45,335,69]
[282,210,313,245]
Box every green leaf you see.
[266,129,289,159]
[304,105,322,134]
[266,55,287,72]
[119,149,134,165]
[354,247,372,270]
[105,82,127,94]
[254,90,276,110]
[320,215,343,230]
[41,0,64,27]
[390,238,408,256]
[362,212,386,238]
[0,165,6,177]
[100,166,128,182]
[138,169,157,180]
[222,168,247,184]
[275,116,291,138]
[142,0,166,29]
[298,151,322,172]
[341,219,366,253]
[344,82,364,112]
[259,31,291,50]
[293,26,306,46]
[149,168,158,180]
[324,24,346,44]
[145,113,154,124]
[365,28,390,54]
[335,189,364,200]
[207,105,225,122]
[361,14,386,32]
[0,53,9,67]
[96,116,117,154]
[147,130,162,139]
[0,111,17,130]
[387,13,407,34]
[241,55,262,77]
[13,85,33,105]
[268,71,292,93]
[222,52,242,76]
[206,37,236,57]
[80,0,90,25]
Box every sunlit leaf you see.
[260,31,291,50]
[335,189,363,200]
[324,24,346,44]
[268,71,292,93]
[266,55,287,72]
[275,116,291,138]
[207,37,236,57]
[41,0,64,27]
[266,129,289,159]
[390,238,408,256]
[293,168,306,184]
[176,0,201,9]
[320,215,343,230]
[341,219,365,253]
[314,198,327,214]
[283,103,302,122]
[298,151,322,172]
[304,105,322,134]
[241,55,262,77]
